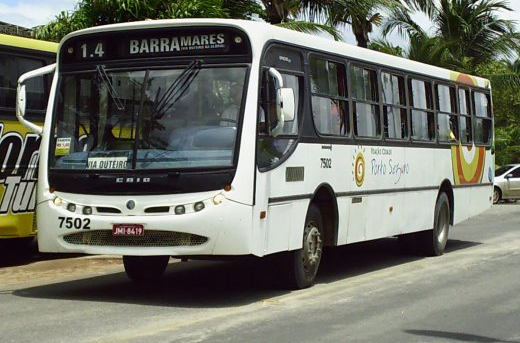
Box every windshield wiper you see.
[150,60,201,120]
[96,64,125,110]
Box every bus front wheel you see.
[123,255,170,282]
[417,192,450,256]
[284,205,324,289]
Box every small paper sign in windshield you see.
[87,156,128,170]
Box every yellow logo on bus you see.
[451,144,486,185]
[353,148,366,187]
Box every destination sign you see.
[60,27,250,65]
[128,33,227,56]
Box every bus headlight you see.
[54,197,63,206]
[67,203,76,212]
[174,205,186,215]
[83,206,93,215]
[194,202,205,212]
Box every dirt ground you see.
[0,240,125,290]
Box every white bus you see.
[17,19,494,289]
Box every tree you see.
[35,0,341,42]
[368,34,455,69]
[256,0,342,40]
[367,38,404,56]
[35,0,250,41]
[383,0,519,73]
[324,0,401,48]
[321,0,435,48]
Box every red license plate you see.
[112,224,144,236]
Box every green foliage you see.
[383,0,519,74]
[276,20,342,41]
[368,39,404,56]
[325,0,406,48]
[161,0,230,19]
[495,126,520,166]
[34,0,259,41]
[473,59,520,165]
[257,0,342,40]
[34,0,341,42]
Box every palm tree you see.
[35,0,342,42]
[322,0,436,48]
[383,0,519,72]
[368,38,404,56]
[324,0,398,48]
[368,34,456,69]
[256,0,342,40]
[35,0,241,41]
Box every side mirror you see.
[17,63,56,135]
[268,67,296,137]
[506,173,513,179]
[278,88,295,122]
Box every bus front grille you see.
[63,230,208,247]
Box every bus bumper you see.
[36,193,255,257]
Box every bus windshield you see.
[51,64,247,171]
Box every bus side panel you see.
[336,196,350,245]
[0,120,39,238]
[265,203,293,254]
[452,150,493,225]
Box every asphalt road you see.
[1,202,519,343]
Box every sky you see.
[1,0,519,47]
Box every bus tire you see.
[284,205,324,289]
[417,192,450,256]
[123,255,170,282]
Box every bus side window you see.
[473,91,492,145]
[351,65,380,138]
[436,84,458,143]
[0,52,46,115]
[458,88,472,144]
[409,78,435,141]
[257,70,302,169]
[309,56,348,136]
[382,72,407,140]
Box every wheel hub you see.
[303,225,322,268]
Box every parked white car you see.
[494,164,520,204]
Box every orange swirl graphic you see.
[451,145,485,185]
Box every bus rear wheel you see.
[284,205,323,289]
[123,255,170,282]
[417,192,450,256]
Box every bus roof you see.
[0,33,58,53]
[59,19,490,89]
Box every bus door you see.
[255,46,304,254]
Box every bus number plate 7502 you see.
[112,224,145,236]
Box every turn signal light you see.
[213,194,224,205]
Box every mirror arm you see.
[268,68,285,137]
[268,67,284,88]
[17,63,56,135]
